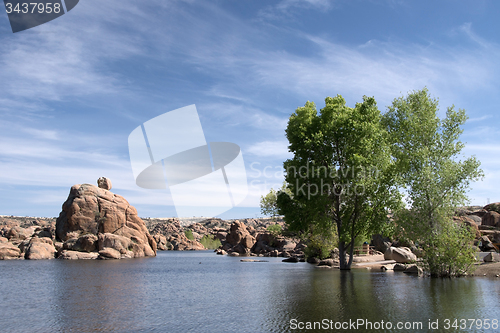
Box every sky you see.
[0,0,499,219]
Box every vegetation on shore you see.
[263,88,483,276]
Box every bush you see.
[199,235,221,249]
[304,228,338,260]
[419,222,476,277]
[185,229,194,240]
[267,224,282,237]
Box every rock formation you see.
[55,182,156,259]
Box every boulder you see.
[25,238,56,260]
[479,236,496,252]
[384,247,416,263]
[59,250,99,260]
[484,202,500,212]
[403,265,423,276]
[282,257,300,263]
[317,259,337,267]
[0,243,22,259]
[99,247,121,259]
[372,234,392,253]
[482,211,500,227]
[97,177,112,190]
[0,237,8,243]
[224,221,256,253]
[55,183,156,258]
[393,263,407,271]
[484,252,500,263]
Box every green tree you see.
[260,182,291,220]
[383,88,483,277]
[277,95,401,270]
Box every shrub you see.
[419,222,476,277]
[267,224,282,237]
[185,229,194,240]
[199,235,221,249]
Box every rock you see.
[484,252,500,262]
[98,233,131,254]
[0,243,22,259]
[153,234,169,251]
[64,234,98,252]
[482,211,500,227]
[0,237,8,243]
[372,234,392,253]
[479,236,496,252]
[468,215,482,224]
[55,183,156,258]
[385,247,417,263]
[307,257,320,264]
[403,265,423,276]
[282,257,300,263]
[393,263,407,271]
[380,264,395,271]
[97,177,112,190]
[317,259,336,267]
[384,247,393,260]
[471,209,487,218]
[484,202,500,212]
[99,247,121,259]
[168,233,205,251]
[25,238,56,260]
[59,250,99,260]
[215,249,227,255]
[225,221,256,251]
[240,259,268,262]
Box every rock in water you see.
[97,177,112,190]
[55,183,156,258]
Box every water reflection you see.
[1,253,500,333]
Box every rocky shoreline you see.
[2,179,500,277]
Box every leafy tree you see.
[260,182,291,220]
[383,88,483,277]
[277,95,401,270]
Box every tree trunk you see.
[339,241,352,270]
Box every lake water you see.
[1,251,500,332]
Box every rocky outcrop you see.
[168,233,204,251]
[55,182,156,259]
[223,221,256,255]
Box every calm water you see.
[1,251,500,332]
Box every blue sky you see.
[0,0,499,218]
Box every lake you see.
[1,251,500,332]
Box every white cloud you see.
[245,140,291,159]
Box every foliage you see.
[277,95,401,270]
[303,225,338,260]
[266,224,282,237]
[420,222,477,277]
[184,229,194,240]
[199,235,221,249]
[383,88,483,277]
[260,182,292,220]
